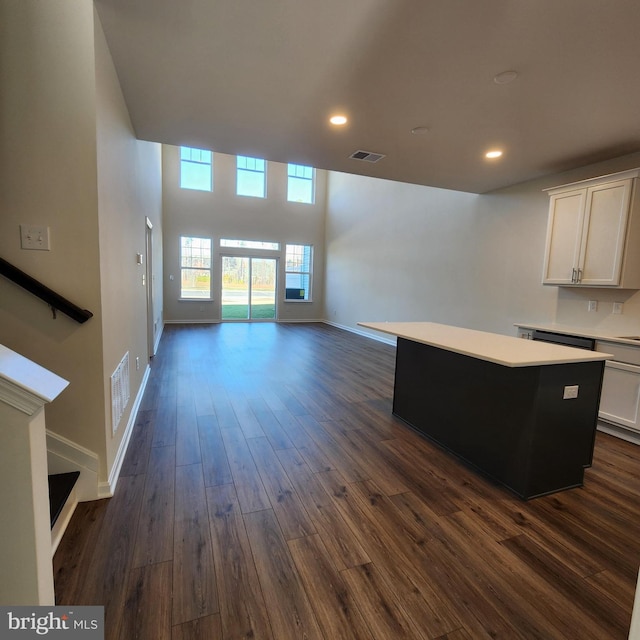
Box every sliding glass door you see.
[221,256,276,320]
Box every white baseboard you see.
[322,320,397,346]
[102,363,151,497]
[597,421,640,445]
[51,484,78,556]
[153,321,164,355]
[46,432,99,502]
[164,319,221,324]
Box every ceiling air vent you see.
[349,150,386,163]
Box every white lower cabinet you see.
[599,361,640,432]
[596,340,640,436]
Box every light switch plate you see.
[612,302,623,314]
[20,225,50,250]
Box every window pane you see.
[237,155,266,198]
[180,236,212,298]
[181,269,211,298]
[286,244,311,272]
[287,164,314,204]
[285,244,312,300]
[181,236,211,268]
[220,239,280,250]
[180,146,212,191]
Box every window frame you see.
[287,164,315,204]
[236,156,266,198]
[179,235,213,300]
[284,244,313,302]
[179,147,213,192]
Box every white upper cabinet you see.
[542,169,640,288]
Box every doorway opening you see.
[221,256,277,320]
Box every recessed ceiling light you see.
[493,70,518,85]
[485,150,503,159]
[411,126,430,135]
[330,115,348,126]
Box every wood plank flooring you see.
[53,322,640,639]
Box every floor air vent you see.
[349,150,386,163]
[111,352,130,435]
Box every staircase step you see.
[48,472,80,529]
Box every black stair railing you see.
[0,257,93,324]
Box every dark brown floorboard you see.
[54,322,640,639]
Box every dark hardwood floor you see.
[53,322,640,639]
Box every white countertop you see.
[358,322,613,368]
[514,322,640,346]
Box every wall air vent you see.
[111,352,130,435]
[349,150,386,163]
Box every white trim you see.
[46,431,99,502]
[46,430,99,472]
[164,319,221,325]
[104,363,151,497]
[278,318,325,323]
[0,345,69,415]
[323,320,397,346]
[153,322,164,354]
[544,167,640,194]
[50,484,78,556]
[597,421,640,446]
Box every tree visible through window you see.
[285,244,312,300]
[236,156,266,198]
[180,236,212,298]
[180,147,212,191]
[287,164,314,204]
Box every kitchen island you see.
[359,322,612,499]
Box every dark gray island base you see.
[392,337,606,499]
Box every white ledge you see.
[0,345,69,415]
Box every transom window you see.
[220,239,280,250]
[180,236,212,298]
[285,244,313,301]
[236,156,266,198]
[287,164,315,204]
[180,147,212,191]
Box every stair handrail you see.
[0,257,93,324]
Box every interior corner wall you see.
[162,145,326,323]
[0,1,107,459]
[325,153,640,340]
[94,8,163,477]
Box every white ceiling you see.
[95,0,640,194]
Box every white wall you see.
[94,9,163,477]
[162,146,326,322]
[0,0,105,459]
[325,154,640,340]
[0,1,163,490]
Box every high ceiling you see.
[95,0,640,193]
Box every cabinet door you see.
[599,361,640,432]
[578,179,632,286]
[542,189,585,284]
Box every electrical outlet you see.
[135,356,140,371]
[588,300,598,312]
[613,302,623,314]
[20,224,50,250]
[563,385,579,400]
